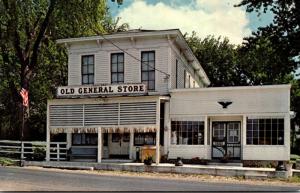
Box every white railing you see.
[0,140,67,161]
[49,142,68,161]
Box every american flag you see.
[20,88,29,107]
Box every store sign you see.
[57,84,147,97]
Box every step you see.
[102,159,133,163]
[245,173,268,180]
[43,165,94,171]
[208,162,243,167]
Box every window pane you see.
[112,63,118,72]
[88,75,94,84]
[82,75,88,84]
[247,130,253,144]
[142,72,148,81]
[112,73,118,82]
[149,71,155,80]
[142,62,148,71]
[118,63,124,72]
[199,124,204,144]
[88,64,94,73]
[148,80,155,90]
[278,130,284,145]
[72,134,82,145]
[148,52,154,61]
[118,54,124,63]
[112,54,117,63]
[278,119,284,145]
[142,53,148,61]
[148,61,155,70]
[82,65,88,74]
[118,73,124,82]
[83,57,88,65]
[88,56,94,64]
[272,122,278,145]
[259,119,265,145]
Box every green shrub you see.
[0,157,15,166]
[32,147,46,161]
[290,154,300,161]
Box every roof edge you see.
[170,84,292,93]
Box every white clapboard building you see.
[46,29,291,164]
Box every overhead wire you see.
[98,33,171,78]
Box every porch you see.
[46,96,169,164]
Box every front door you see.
[212,122,241,160]
[109,133,130,159]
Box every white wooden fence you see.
[0,140,67,161]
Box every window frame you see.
[171,121,205,145]
[81,55,95,85]
[111,52,125,84]
[72,133,98,146]
[141,51,155,91]
[246,118,284,145]
[134,132,156,146]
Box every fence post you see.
[57,143,60,161]
[21,142,24,160]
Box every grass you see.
[0,157,16,166]
[287,176,300,183]
[290,154,300,161]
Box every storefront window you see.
[171,121,204,145]
[134,133,156,146]
[246,118,284,145]
[72,133,97,145]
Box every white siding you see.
[155,47,169,94]
[125,48,140,83]
[95,51,110,84]
[68,53,81,85]
[67,38,171,94]
[170,86,290,116]
[168,145,210,159]
[242,146,289,161]
[170,47,204,89]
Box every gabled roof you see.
[57,29,210,86]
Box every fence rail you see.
[0,140,67,161]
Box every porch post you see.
[66,133,72,149]
[129,129,134,160]
[242,115,247,146]
[155,100,160,165]
[164,102,170,154]
[156,128,160,164]
[97,127,102,163]
[204,115,208,146]
[46,102,50,162]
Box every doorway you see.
[212,122,241,160]
[108,133,130,159]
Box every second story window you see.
[82,55,94,85]
[141,51,155,91]
[111,53,124,84]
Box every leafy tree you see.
[236,0,300,59]
[236,0,300,152]
[186,33,247,87]
[0,0,128,140]
[238,35,296,85]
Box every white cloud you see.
[116,0,251,44]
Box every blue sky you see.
[108,0,274,44]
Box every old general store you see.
[46,29,291,164]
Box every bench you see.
[69,147,97,161]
